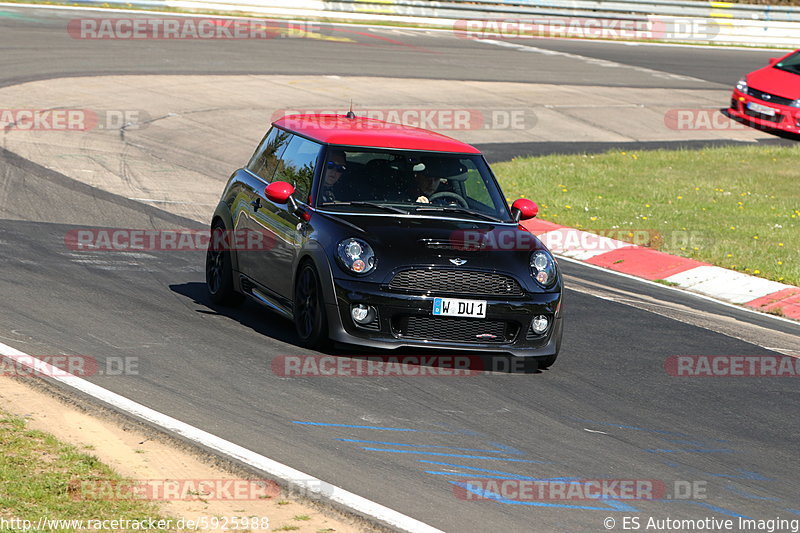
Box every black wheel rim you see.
[296,267,318,339]
[206,240,224,295]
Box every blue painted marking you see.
[706,470,771,481]
[292,421,459,434]
[488,442,525,455]
[644,448,735,453]
[603,500,640,511]
[360,447,551,462]
[451,481,639,511]
[786,509,800,516]
[418,461,571,479]
[336,439,516,454]
[723,484,781,501]
[426,471,578,481]
[660,463,770,481]
[661,500,751,519]
[659,436,732,444]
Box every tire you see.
[293,262,330,349]
[206,220,245,306]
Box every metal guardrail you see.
[325,0,800,22]
[59,0,800,47]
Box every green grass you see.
[494,145,799,286]
[0,410,172,531]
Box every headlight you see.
[530,250,558,289]
[337,238,376,275]
[735,78,748,95]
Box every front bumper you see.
[727,88,800,134]
[325,276,563,358]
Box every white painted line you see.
[0,342,445,533]
[538,228,635,261]
[555,254,800,326]
[476,39,710,84]
[665,265,792,304]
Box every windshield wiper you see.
[413,206,504,222]
[321,201,409,214]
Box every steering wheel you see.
[429,191,469,208]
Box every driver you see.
[409,164,443,204]
[320,150,349,202]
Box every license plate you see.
[432,297,487,318]
[747,102,777,116]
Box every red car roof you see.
[272,114,481,154]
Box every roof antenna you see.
[346,100,356,119]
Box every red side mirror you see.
[265,181,295,204]
[511,198,538,221]
[769,57,781,66]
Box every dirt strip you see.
[0,375,374,533]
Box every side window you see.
[274,136,322,201]
[247,127,291,182]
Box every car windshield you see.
[774,51,800,75]
[316,147,512,222]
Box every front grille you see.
[393,315,518,343]
[388,269,524,296]
[744,108,782,123]
[418,239,483,252]
[749,87,794,107]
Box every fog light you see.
[532,315,549,334]
[351,304,376,324]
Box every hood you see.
[747,66,800,99]
[321,212,549,275]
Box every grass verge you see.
[0,408,172,531]
[495,145,799,286]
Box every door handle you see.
[250,198,261,212]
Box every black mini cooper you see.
[206,114,563,368]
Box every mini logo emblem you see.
[450,258,467,266]
[763,94,771,100]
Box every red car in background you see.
[727,49,800,135]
